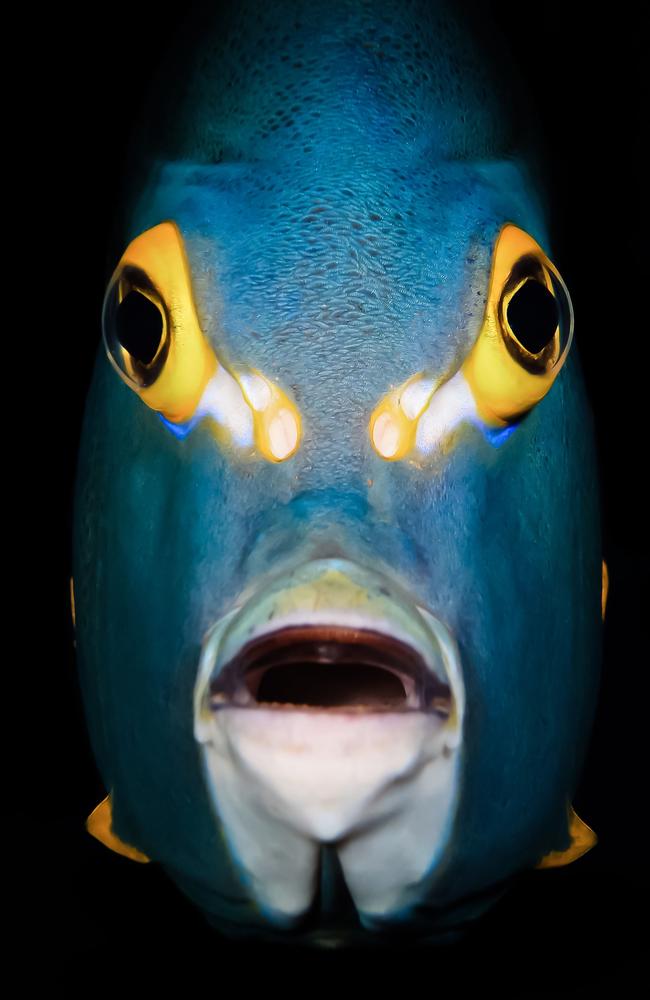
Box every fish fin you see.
[536,805,597,869]
[69,577,76,629]
[86,794,151,864]
[602,560,609,620]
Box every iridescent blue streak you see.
[158,413,203,439]
[481,422,518,448]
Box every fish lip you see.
[208,623,453,715]
[194,558,465,728]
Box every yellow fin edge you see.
[86,795,151,864]
[536,805,597,869]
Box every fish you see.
[73,0,604,947]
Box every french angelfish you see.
[73,0,603,946]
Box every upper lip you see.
[209,623,452,714]
[194,557,464,723]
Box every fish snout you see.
[194,558,464,723]
[192,558,466,920]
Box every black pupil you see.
[506,279,559,354]
[115,290,163,366]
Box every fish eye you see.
[103,267,169,388]
[101,221,217,423]
[101,220,302,459]
[504,273,557,357]
[499,253,570,371]
[462,224,573,425]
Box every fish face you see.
[73,0,602,945]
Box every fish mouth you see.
[193,558,465,921]
[209,624,453,715]
[194,557,464,725]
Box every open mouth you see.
[194,558,464,727]
[209,624,453,715]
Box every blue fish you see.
[73,0,603,946]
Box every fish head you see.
[73,0,602,945]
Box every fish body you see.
[73,0,602,946]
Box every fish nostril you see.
[287,488,371,522]
[242,488,375,572]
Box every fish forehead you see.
[125,0,540,408]
[131,157,541,433]
[118,0,544,424]
[144,0,521,167]
[129,158,542,450]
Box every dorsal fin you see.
[86,794,150,864]
[536,805,597,869]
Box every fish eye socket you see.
[100,222,217,425]
[103,265,169,388]
[100,220,302,458]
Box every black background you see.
[10,1,645,991]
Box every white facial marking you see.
[399,376,437,420]
[414,370,478,455]
[372,411,400,458]
[199,706,457,919]
[196,365,254,448]
[237,371,273,411]
[268,407,299,461]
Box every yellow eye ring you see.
[102,221,217,424]
[462,224,573,426]
[101,220,303,462]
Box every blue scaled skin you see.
[73,0,602,945]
